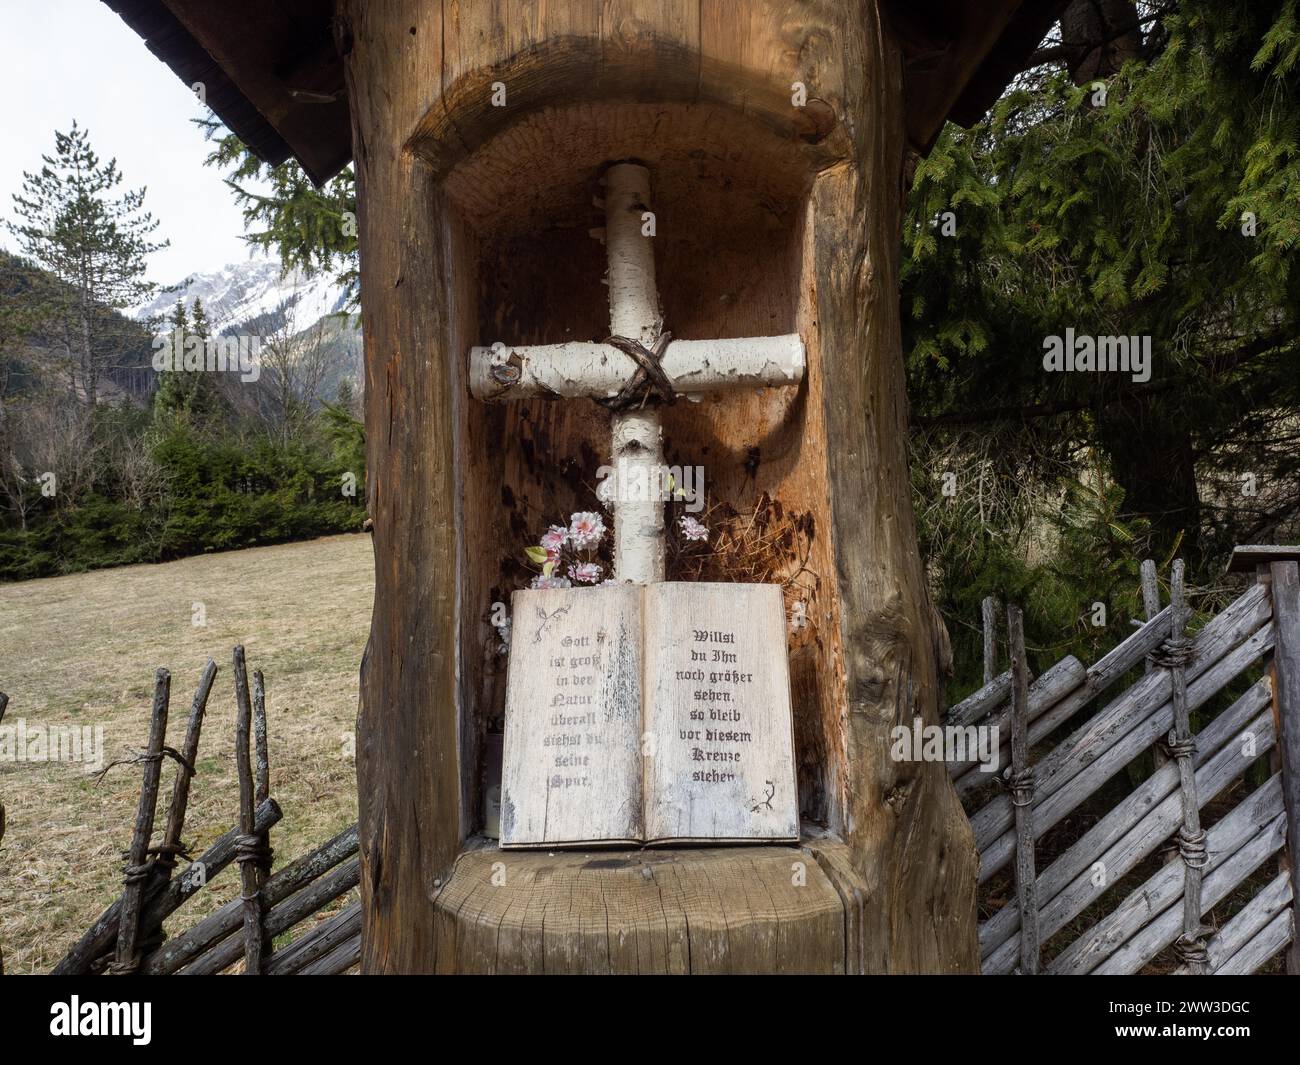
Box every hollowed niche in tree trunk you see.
[443,103,842,838]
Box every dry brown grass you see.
[0,533,373,974]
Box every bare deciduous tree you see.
[237,285,338,445]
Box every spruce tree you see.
[8,123,167,404]
[153,295,224,426]
[903,0,1300,576]
[190,295,211,339]
[182,295,223,421]
[152,297,190,422]
[199,117,357,304]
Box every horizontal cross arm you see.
[469,335,804,403]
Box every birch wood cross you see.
[468,162,805,583]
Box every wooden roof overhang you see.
[103,0,1067,185]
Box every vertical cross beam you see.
[604,162,665,583]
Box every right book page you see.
[641,582,800,844]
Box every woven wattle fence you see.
[35,547,1300,976]
[50,648,361,976]
[950,546,1300,975]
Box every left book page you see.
[499,584,645,848]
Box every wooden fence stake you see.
[112,669,171,974]
[157,660,216,875]
[982,596,999,686]
[1140,559,1161,669]
[252,669,273,881]
[1006,604,1039,974]
[1162,561,1210,973]
[1267,560,1300,974]
[233,647,269,974]
[1141,560,1169,773]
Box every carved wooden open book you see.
[500,582,798,848]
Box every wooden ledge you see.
[431,835,867,974]
[1228,546,1300,573]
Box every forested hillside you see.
[0,127,365,579]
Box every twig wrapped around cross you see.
[469,162,805,583]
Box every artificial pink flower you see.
[540,524,568,561]
[568,562,603,584]
[568,511,605,549]
[530,575,573,590]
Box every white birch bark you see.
[469,335,805,402]
[605,163,664,584]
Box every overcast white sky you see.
[0,0,269,282]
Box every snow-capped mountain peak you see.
[135,257,354,335]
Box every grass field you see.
[0,533,373,974]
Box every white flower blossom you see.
[679,514,709,542]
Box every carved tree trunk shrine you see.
[109,0,1065,974]
[339,0,994,975]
